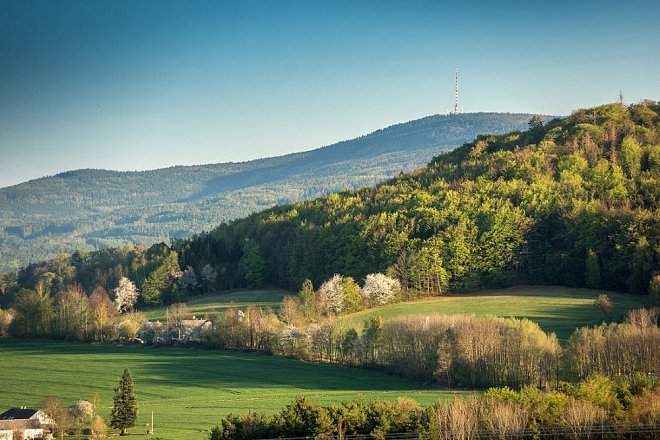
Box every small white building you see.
[0,408,55,440]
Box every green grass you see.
[143,289,290,321]
[340,286,647,341]
[0,339,456,440]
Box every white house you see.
[0,408,55,440]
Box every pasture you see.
[144,289,289,321]
[0,339,453,439]
[146,286,647,341]
[340,286,647,341]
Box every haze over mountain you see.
[0,112,541,271]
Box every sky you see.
[1,0,659,188]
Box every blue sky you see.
[1,0,658,187]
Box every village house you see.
[0,408,55,440]
[139,316,213,344]
[178,317,213,342]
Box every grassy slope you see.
[0,339,455,440]
[143,289,290,321]
[340,286,647,341]
[147,286,647,341]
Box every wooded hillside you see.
[0,113,536,271]
[175,101,659,296]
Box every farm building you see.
[0,408,55,440]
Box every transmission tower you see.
[453,68,460,115]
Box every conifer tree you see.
[111,368,138,435]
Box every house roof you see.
[181,319,212,329]
[0,408,38,420]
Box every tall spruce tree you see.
[111,368,138,435]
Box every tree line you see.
[208,375,660,440]
[1,272,659,389]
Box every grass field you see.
[0,339,456,440]
[144,289,290,321]
[147,286,647,341]
[340,286,647,341]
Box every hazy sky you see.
[1,0,658,188]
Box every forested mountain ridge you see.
[174,101,659,297]
[0,112,538,271]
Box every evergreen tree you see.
[141,251,180,305]
[240,239,265,288]
[111,368,138,435]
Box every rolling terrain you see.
[0,113,540,271]
[144,286,648,341]
[338,286,647,341]
[0,339,456,439]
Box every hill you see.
[0,339,455,439]
[0,113,539,271]
[174,101,659,296]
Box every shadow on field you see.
[0,339,428,392]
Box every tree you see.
[178,265,198,294]
[200,264,218,293]
[341,277,363,314]
[298,279,318,322]
[318,274,344,314]
[585,250,601,289]
[111,368,138,435]
[362,315,384,364]
[89,286,118,341]
[41,395,70,436]
[113,277,139,313]
[649,273,660,306]
[528,115,544,129]
[0,272,16,297]
[91,414,108,439]
[165,303,191,338]
[278,296,304,327]
[240,239,266,288]
[362,273,401,306]
[594,294,612,320]
[53,284,89,340]
[142,250,180,305]
[68,400,94,435]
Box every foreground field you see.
[0,339,455,440]
[340,286,647,341]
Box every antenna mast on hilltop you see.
[453,68,460,115]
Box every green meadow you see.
[143,289,289,321]
[340,286,646,341]
[146,286,647,341]
[0,339,454,440]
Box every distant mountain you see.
[0,112,543,271]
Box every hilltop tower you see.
[453,68,460,115]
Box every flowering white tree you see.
[178,266,198,293]
[318,274,344,313]
[113,277,139,313]
[200,264,218,292]
[278,326,309,358]
[361,273,401,306]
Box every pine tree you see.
[111,368,138,435]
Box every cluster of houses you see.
[0,408,55,440]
